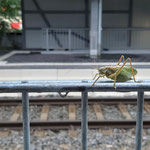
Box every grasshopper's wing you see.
[116,67,137,82]
[107,66,137,82]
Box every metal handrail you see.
[103,27,150,30]
[102,28,150,49]
[0,80,149,150]
[0,80,150,92]
[42,28,89,50]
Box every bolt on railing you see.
[0,80,149,150]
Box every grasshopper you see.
[92,55,138,88]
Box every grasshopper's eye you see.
[99,68,107,74]
[99,69,103,74]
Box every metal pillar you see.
[98,0,103,56]
[90,0,102,58]
[68,29,72,51]
[22,92,30,150]
[46,28,49,51]
[81,91,88,150]
[128,0,133,47]
[135,91,144,150]
[21,0,26,49]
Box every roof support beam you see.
[24,10,129,14]
[21,0,26,49]
[32,0,62,48]
[128,0,133,47]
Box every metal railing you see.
[1,80,150,150]
[42,28,89,51]
[103,27,150,50]
[42,27,150,51]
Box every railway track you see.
[1,120,150,129]
[0,98,150,129]
[1,97,150,106]
[1,97,150,150]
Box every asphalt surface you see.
[5,53,150,63]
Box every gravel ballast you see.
[1,104,150,121]
[0,128,150,150]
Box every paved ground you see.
[0,50,11,56]
[0,50,150,98]
[0,50,149,81]
[5,53,150,63]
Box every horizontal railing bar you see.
[26,27,150,31]
[42,28,89,30]
[0,80,149,92]
[103,27,150,30]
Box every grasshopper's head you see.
[98,67,107,75]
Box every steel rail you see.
[0,80,149,150]
[0,120,150,129]
[0,98,150,106]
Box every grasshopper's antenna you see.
[93,59,99,71]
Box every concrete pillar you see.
[98,0,102,56]
[90,0,102,58]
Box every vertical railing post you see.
[81,91,88,150]
[68,29,72,51]
[22,92,30,150]
[135,91,144,150]
[46,28,49,51]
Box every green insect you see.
[92,55,138,88]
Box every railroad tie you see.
[144,104,150,113]
[59,144,69,150]
[40,104,50,121]
[93,104,104,120]
[93,104,113,135]
[0,131,10,137]
[118,104,132,120]
[14,146,22,150]
[10,105,22,121]
[143,104,150,136]
[0,105,22,138]
[99,128,113,135]
[118,104,147,136]
[34,104,50,138]
[68,104,77,137]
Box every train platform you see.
[0,50,150,81]
[0,50,150,98]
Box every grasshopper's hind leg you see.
[117,55,125,66]
[109,57,137,88]
[126,58,137,83]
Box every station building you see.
[22,0,150,57]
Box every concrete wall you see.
[132,0,150,27]
[103,0,129,28]
[23,0,150,49]
[102,0,150,49]
[24,0,88,49]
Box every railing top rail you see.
[103,27,150,30]
[0,80,150,92]
[42,27,89,30]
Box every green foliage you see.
[0,0,21,44]
[0,0,21,20]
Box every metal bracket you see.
[58,91,69,98]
